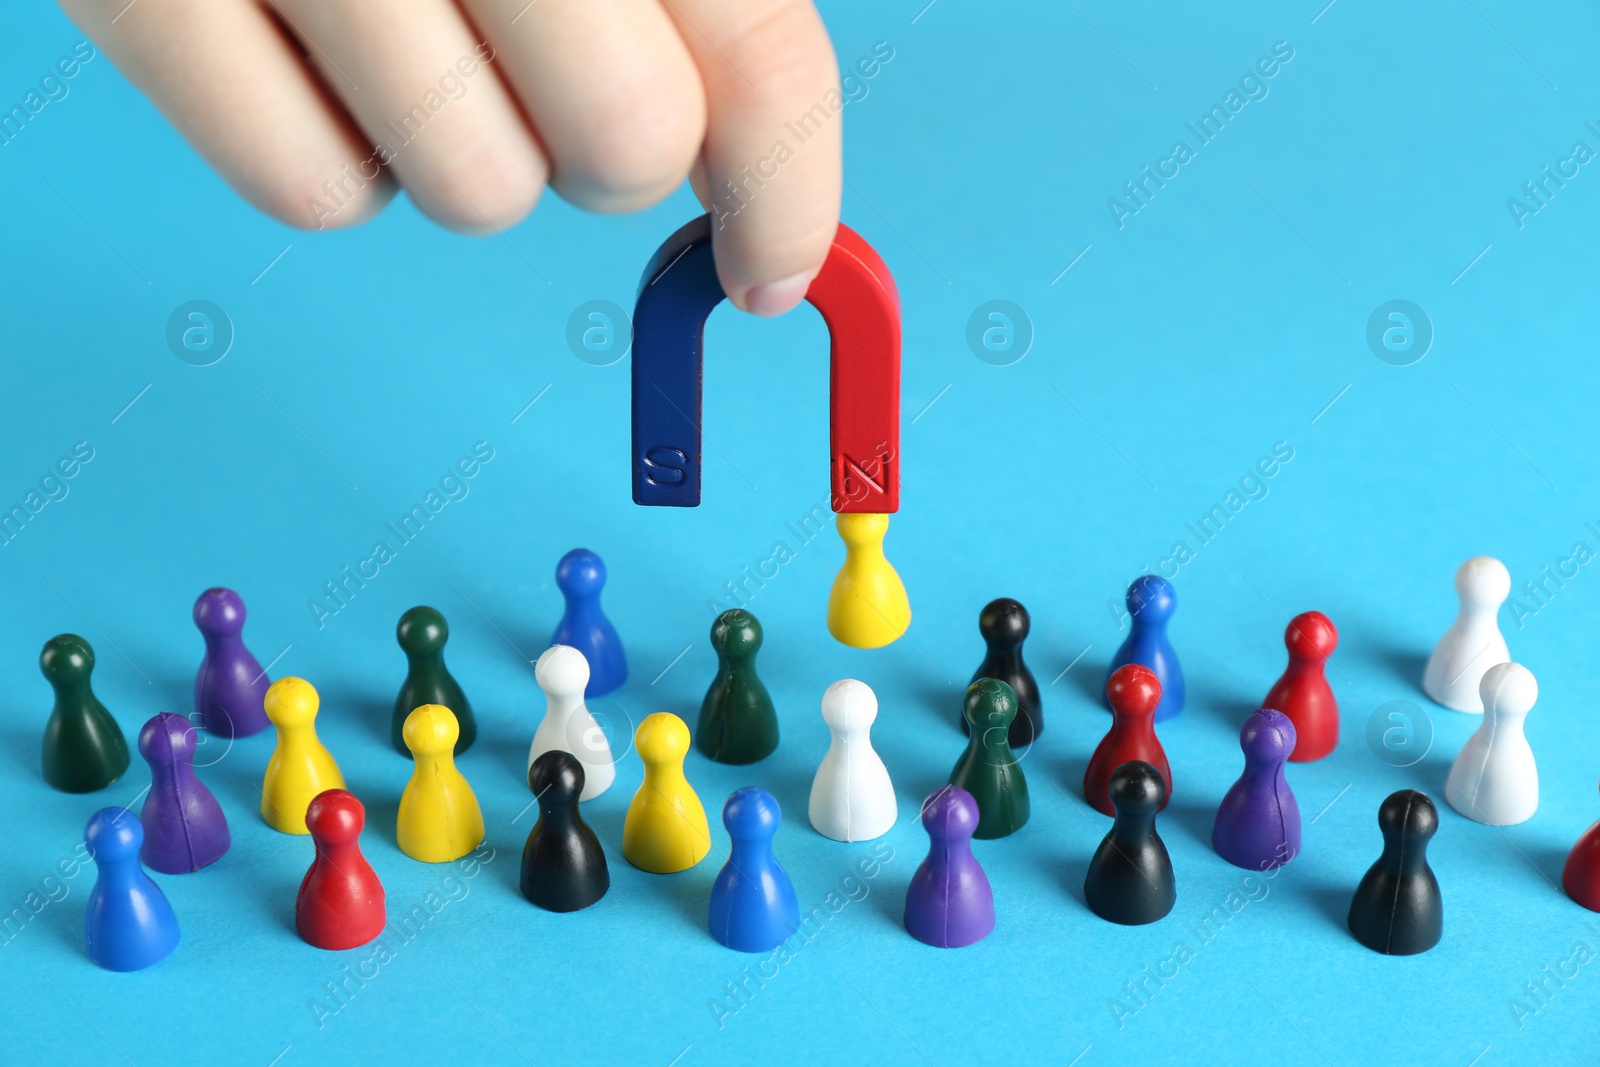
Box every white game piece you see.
[809,679,897,842]
[1423,556,1512,713]
[1446,662,1538,826]
[529,645,614,801]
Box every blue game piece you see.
[1106,576,1184,722]
[1212,709,1301,871]
[709,787,799,953]
[551,548,626,698]
[84,807,180,971]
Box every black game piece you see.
[1348,789,1443,955]
[965,598,1041,748]
[520,751,609,912]
[1084,760,1175,925]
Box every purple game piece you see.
[904,785,995,948]
[194,587,270,737]
[138,712,230,874]
[1212,708,1302,871]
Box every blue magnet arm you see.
[631,215,725,507]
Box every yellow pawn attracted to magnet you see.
[622,712,711,873]
[827,512,912,649]
[261,677,346,834]
[397,704,485,863]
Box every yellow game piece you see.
[260,677,346,835]
[827,513,912,649]
[397,704,485,863]
[622,713,711,873]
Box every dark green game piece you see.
[948,678,1030,839]
[40,634,129,793]
[695,609,778,764]
[393,606,475,757]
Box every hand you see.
[60,0,842,316]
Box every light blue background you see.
[3,1,1598,1064]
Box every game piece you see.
[809,679,897,842]
[297,789,385,950]
[40,634,129,793]
[1262,611,1339,762]
[622,712,711,873]
[521,751,609,912]
[696,608,779,764]
[947,679,1030,839]
[397,705,485,863]
[827,513,912,648]
[392,605,475,757]
[708,787,800,952]
[1348,790,1443,955]
[1084,761,1175,926]
[551,548,627,698]
[529,645,615,800]
[1212,709,1300,871]
[1084,664,1172,817]
[261,677,346,835]
[1445,662,1539,825]
[630,214,901,515]
[1562,780,1600,911]
[1423,556,1511,713]
[965,597,1042,748]
[83,807,179,971]
[137,712,230,874]
[903,785,995,948]
[1105,576,1184,722]
[192,587,271,737]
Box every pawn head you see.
[963,678,1018,733]
[921,785,979,840]
[820,678,878,732]
[138,712,197,766]
[711,608,763,657]
[40,634,94,684]
[978,597,1030,645]
[1455,556,1511,607]
[1285,611,1337,659]
[722,786,780,840]
[264,676,319,727]
[635,712,690,766]
[85,806,143,862]
[535,644,590,698]
[836,512,888,548]
[193,587,246,636]
[529,749,585,801]
[1241,708,1296,762]
[306,789,365,845]
[397,606,448,656]
[1126,575,1175,623]
[1480,662,1537,719]
[1109,760,1166,815]
[1378,789,1438,843]
[1106,663,1162,719]
[556,548,606,598]
[403,704,460,756]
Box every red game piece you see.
[1563,785,1600,911]
[1263,612,1339,762]
[296,789,385,950]
[1084,665,1171,817]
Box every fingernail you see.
[743,272,813,317]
